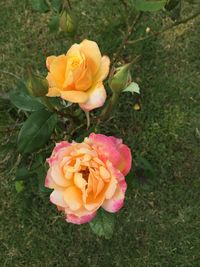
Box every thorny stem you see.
[112,12,143,64]
[128,9,200,45]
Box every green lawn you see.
[0,1,200,266]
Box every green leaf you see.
[15,180,25,193]
[49,15,60,32]
[31,0,49,12]
[17,109,57,154]
[37,164,52,193]
[165,0,181,21]
[9,82,44,111]
[26,71,48,97]
[123,82,140,94]
[133,0,167,11]
[16,166,35,180]
[89,209,115,239]
[31,154,51,193]
[50,0,61,12]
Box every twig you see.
[112,12,143,64]
[67,0,72,10]
[128,9,200,45]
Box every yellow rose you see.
[46,40,110,111]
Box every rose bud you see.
[109,64,132,94]
[59,10,77,35]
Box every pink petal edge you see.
[66,212,97,225]
[89,133,132,176]
[47,141,70,166]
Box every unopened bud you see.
[59,11,77,35]
[26,69,48,97]
[109,64,132,93]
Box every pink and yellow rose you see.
[46,40,110,111]
[45,133,132,224]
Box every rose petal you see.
[80,40,101,75]
[89,133,121,167]
[47,141,70,166]
[60,90,88,103]
[45,169,65,190]
[46,55,56,70]
[117,143,132,176]
[66,211,96,224]
[102,184,126,213]
[46,87,61,97]
[79,82,106,111]
[109,137,132,176]
[66,43,81,57]
[50,55,67,85]
[63,186,82,211]
[89,133,132,175]
[51,164,71,187]
[46,73,61,89]
[50,190,66,208]
[75,66,92,91]
[94,56,110,82]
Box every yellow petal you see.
[60,90,88,103]
[74,173,87,189]
[105,176,117,199]
[94,56,110,83]
[63,186,82,211]
[46,73,59,88]
[80,40,101,75]
[99,166,110,180]
[46,55,56,70]
[67,43,81,57]
[50,55,67,84]
[51,165,70,187]
[46,87,61,97]
[75,66,92,91]
[95,179,105,198]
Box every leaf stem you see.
[97,92,120,124]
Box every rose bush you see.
[46,39,110,111]
[45,133,132,224]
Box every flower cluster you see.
[43,39,132,225]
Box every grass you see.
[0,0,200,266]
